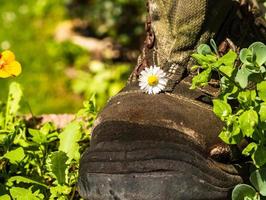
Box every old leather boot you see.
[78,0,266,199]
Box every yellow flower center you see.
[148,75,158,86]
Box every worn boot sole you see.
[79,139,242,200]
[78,85,243,200]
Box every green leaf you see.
[240,48,254,66]
[7,176,48,188]
[239,109,258,137]
[257,81,266,101]
[220,77,238,97]
[40,122,56,135]
[190,68,212,89]
[9,187,40,200]
[28,123,57,144]
[59,121,82,161]
[249,42,266,67]
[4,82,23,130]
[242,142,257,156]
[6,82,23,117]
[2,147,25,164]
[212,99,232,119]
[49,151,68,185]
[0,195,11,200]
[238,90,256,107]
[250,168,266,196]
[0,134,7,145]
[252,145,266,167]
[219,65,234,77]
[28,129,47,144]
[210,39,219,55]
[197,44,212,55]
[50,185,72,199]
[219,129,242,145]
[235,67,252,89]
[191,54,216,66]
[230,117,241,136]
[259,103,266,122]
[232,184,259,200]
[81,95,97,115]
[217,50,237,67]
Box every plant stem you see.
[70,185,76,200]
[217,69,242,90]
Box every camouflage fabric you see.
[130,0,266,92]
[130,0,233,91]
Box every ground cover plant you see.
[0,50,95,199]
[0,82,96,200]
[191,41,266,200]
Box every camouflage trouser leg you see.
[130,0,234,91]
[130,0,266,91]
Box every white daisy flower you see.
[138,66,167,94]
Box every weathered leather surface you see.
[92,87,223,151]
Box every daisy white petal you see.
[140,71,148,77]
[159,79,167,85]
[138,66,168,95]
[152,66,160,74]
[157,84,165,90]
[153,87,161,94]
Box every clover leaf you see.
[197,44,212,55]
[257,81,266,101]
[242,142,257,156]
[249,42,266,67]
[239,109,258,137]
[240,48,255,67]
[232,184,260,200]
[190,67,212,89]
[235,66,252,89]
[191,41,266,200]
[252,145,266,168]
[237,90,256,107]
[213,99,232,120]
[250,168,266,196]
[259,103,266,122]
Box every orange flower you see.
[0,50,22,78]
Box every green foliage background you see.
[69,0,145,46]
[0,0,144,114]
